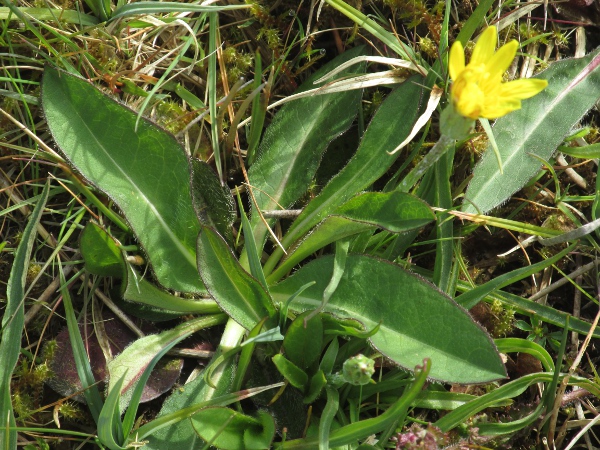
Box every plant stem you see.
[397,134,456,193]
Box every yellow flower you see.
[449,26,548,120]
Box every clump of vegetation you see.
[1,0,600,449]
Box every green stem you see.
[397,134,456,193]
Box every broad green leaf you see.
[268,217,370,284]
[0,183,49,450]
[283,311,323,369]
[197,226,275,330]
[335,191,435,231]
[464,48,600,214]
[247,46,366,254]
[144,360,236,449]
[190,158,235,244]
[42,67,204,293]
[263,76,426,275]
[267,191,434,283]
[107,314,227,411]
[190,408,275,450]
[80,222,125,277]
[121,264,220,316]
[271,255,506,384]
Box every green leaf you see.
[107,314,227,411]
[335,191,435,232]
[263,76,426,275]
[80,222,125,277]
[108,1,250,22]
[434,372,600,432]
[190,159,235,244]
[284,359,431,448]
[304,370,327,404]
[0,182,49,450]
[559,143,600,159]
[237,193,268,289]
[495,338,554,372]
[464,48,600,214]
[268,191,434,283]
[121,264,220,316]
[319,386,340,450]
[413,390,511,410]
[268,217,370,284]
[97,374,126,450]
[247,46,366,254]
[197,226,275,330]
[272,354,309,389]
[58,267,105,424]
[271,255,506,384]
[190,407,275,450]
[42,66,204,293]
[143,360,236,449]
[0,6,99,25]
[283,311,324,369]
[455,243,575,309]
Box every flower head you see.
[449,26,548,120]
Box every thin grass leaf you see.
[108,2,250,22]
[0,182,49,450]
[434,372,596,431]
[455,243,576,309]
[319,386,339,450]
[58,263,104,423]
[130,383,283,444]
[283,359,431,448]
[322,0,419,62]
[97,375,126,450]
[237,192,267,288]
[208,12,222,183]
[0,7,99,25]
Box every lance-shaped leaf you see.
[263,76,426,276]
[248,46,366,252]
[42,67,204,293]
[267,191,434,283]
[190,158,235,244]
[190,408,275,449]
[197,226,275,330]
[107,314,227,411]
[271,255,506,384]
[464,48,600,214]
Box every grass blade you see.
[0,182,50,450]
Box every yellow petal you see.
[449,41,465,81]
[456,82,485,119]
[471,26,497,66]
[499,78,548,100]
[486,40,518,78]
[481,99,521,119]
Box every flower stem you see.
[397,134,456,192]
